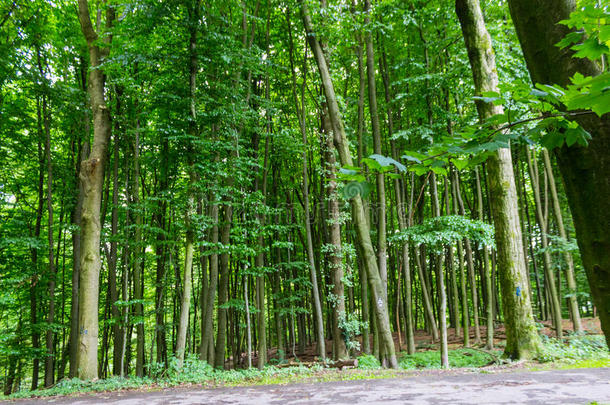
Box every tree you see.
[75,0,115,380]
[456,0,543,359]
[299,0,398,368]
[508,0,610,347]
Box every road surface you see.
[13,367,610,405]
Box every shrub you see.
[357,354,381,370]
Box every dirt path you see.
[12,367,610,405]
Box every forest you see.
[1,0,610,398]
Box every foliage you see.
[398,348,499,370]
[0,0,603,394]
[338,313,366,352]
[537,335,610,363]
[356,354,382,370]
[390,215,495,252]
[7,357,325,399]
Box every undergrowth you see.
[6,355,324,399]
[356,348,499,371]
[537,334,609,363]
[398,348,499,369]
[7,336,609,399]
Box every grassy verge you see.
[4,335,607,400]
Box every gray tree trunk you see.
[456,0,543,359]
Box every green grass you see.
[397,348,500,370]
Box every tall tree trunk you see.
[37,69,56,387]
[430,174,449,368]
[200,196,218,364]
[132,116,145,377]
[542,149,582,332]
[76,0,115,380]
[300,0,397,367]
[526,148,563,338]
[452,174,470,347]
[108,93,121,375]
[445,174,461,339]
[454,173,481,344]
[475,168,494,349]
[215,204,232,369]
[355,28,371,356]
[155,136,169,365]
[30,133,44,391]
[176,0,200,367]
[69,59,89,379]
[322,107,348,360]
[508,0,610,347]
[287,8,326,362]
[363,0,388,363]
[456,0,542,359]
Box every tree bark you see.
[430,174,449,368]
[542,149,582,332]
[176,0,200,367]
[526,148,563,338]
[322,107,348,360]
[475,168,494,349]
[508,0,610,347]
[299,0,397,367]
[76,0,115,380]
[37,64,56,386]
[456,0,542,359]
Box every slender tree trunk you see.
[244,269,252,368]
[300,0,397,367]
[526,148,563,338]
[355,29,371,356]
[456,0,542,359]
[215,206,232,369]
[287,9,326,361]
[176,0,200,367]
[429,174,449,367]
[37,74,56,387]
[363,0,388,364]
[108,93,121,375]
[76,0,115,379]
[454,174,481,344]
[201,196,218,364]
[119,193,130,377]
[475,168,494,349]
[322,107,348,360]
[155,137,169,365]
[132,115,145,376]
[542,149,582,332]
[445,174,462,339]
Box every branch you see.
[417,110,596,165]
[77,0,98,44]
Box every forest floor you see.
[245,317,602,367]
[9,367,610,404]
[4,318,606,403]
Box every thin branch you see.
[77,0,98,44]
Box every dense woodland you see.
[1,0,610,395]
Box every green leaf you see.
[451,158,469,171]
[572,38,609,60]
[367,154,407,172]
[541,130,566,150]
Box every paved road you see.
[15,368,610,405]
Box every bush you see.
[357,354,381,370]
[399,348,498,370]
[537,335,609,363]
